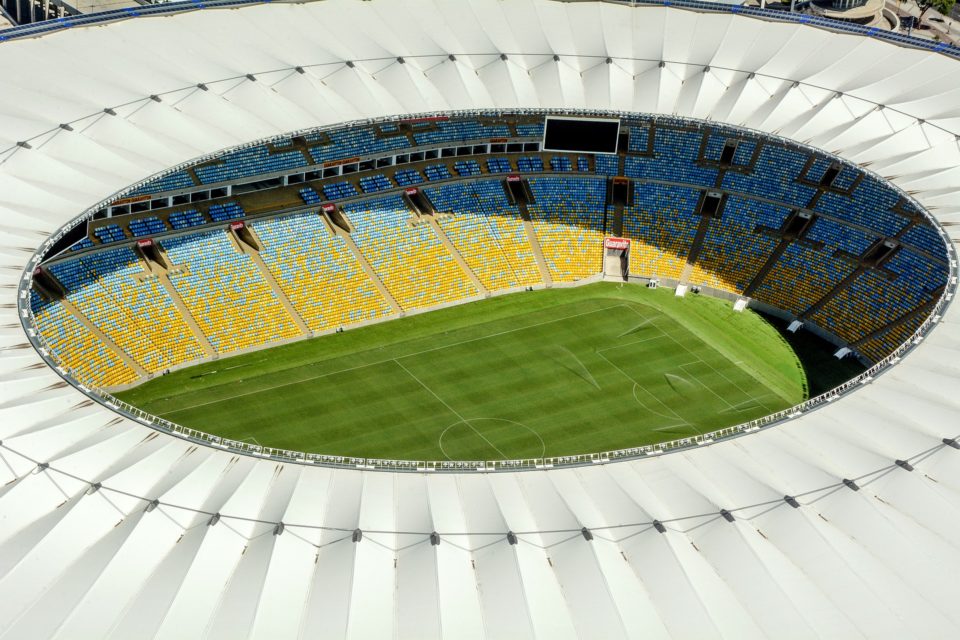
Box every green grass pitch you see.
[117,283,808,461]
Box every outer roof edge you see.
[1,0,959,61]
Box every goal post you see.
[604,237,630,280]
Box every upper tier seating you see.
[343,194,478,310]
[48,247,204,372]
[196,144,307,184]
[412,120,511,145]
[30,290,139,388]
[813,178,906,237]
[900,222,945,257]
[162,230,300,353]
[426,180,542,291]
[527,177,608,282]
[516,122,544,137]
[127,170,195,196]
[624,129,718,187]
[724,144,818,207]
[310,128,410,163]
[252,212,391,331]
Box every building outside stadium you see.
[1,0,959,638]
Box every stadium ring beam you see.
[2,0,960,638]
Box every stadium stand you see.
[71,237,95,252]
[322,182,359,200]
[426,180,542,291]
[517,156,544,173]
[252,212,392,331]
[622,183,700,279]
[29,290,139,387]
[93,224,126,244]
[687,197,787,292]
[208,202,245,222]
[814,180,906,237]
[811,248,946,342]
[724,144,818,206]
[48,247,205,372]
[453,160,482,177]
[310,127,410,163]
[527,177,607,281]
[126,170,195,196]
[595,155,618,176]
[161,230,300,353]
[195,144,307,184]
[411,119,510,145]
[342,194,478,310]
[299,186,323,205]
[752,244,854,316]
[168,209,206,230]
[900,222,945,256]
[394,169,425,186]
[128,216,167,238]
[425,164,453,181]
[359,174,394,193]
[486,157,512,174]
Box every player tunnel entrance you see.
[603,237,631,281]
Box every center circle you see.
[439,418,547,461]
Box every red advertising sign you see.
[112,194,151,206]
[507,174,521,183]
[136,239,154,248]
[405,188,419,196]
[604,237,631,250]
[402,115,449,123]
[321,203,337,213]
[322,157,359,168]
[230,221,245,230]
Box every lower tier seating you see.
[252,213,392,331]
[343,195,479,310]
[622,184,700,279]
[48,247,204,372]
[810,248,946,342]
[752,244,853,317]
[162,230,300,353]
[427,181,542,291]
[527,177,607,282]
[30,291,139,388]
[686,197,787,292]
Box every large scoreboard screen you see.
[542,116,620,154]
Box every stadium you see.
[2,0,960,637]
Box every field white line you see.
[158,303,631,416]
[595,350,689,425]
[679,362,737,409]
[630,306,781,412]
[594,332,668,353]
[393,359,509,459]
